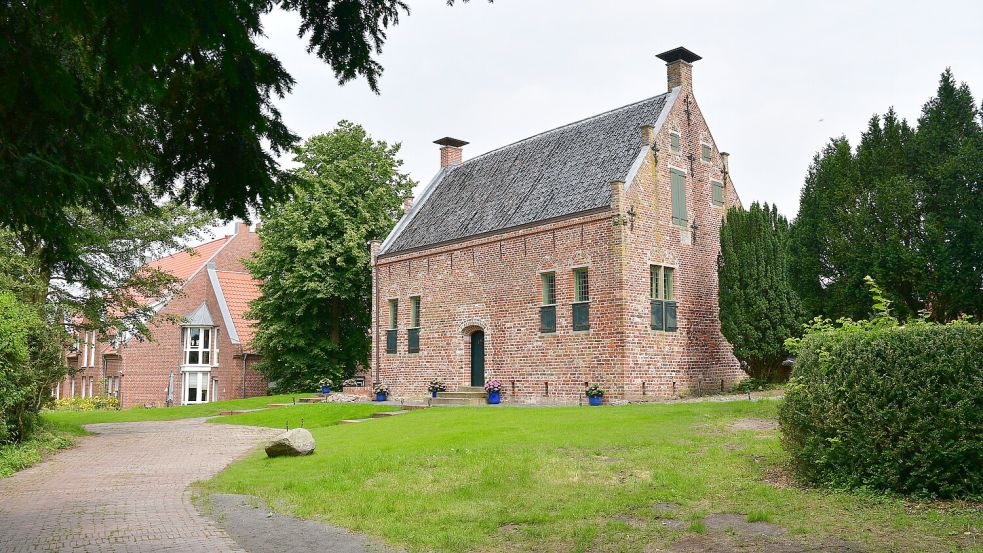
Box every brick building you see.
[370,47,746,403]
[56,223,267,407]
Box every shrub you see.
[779,320,983,499]
[51,395,120,412]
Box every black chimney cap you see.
[434,137,469,148]
[656,47,702,64]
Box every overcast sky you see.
[216,0,981,238]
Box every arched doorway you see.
[470,330,485,386]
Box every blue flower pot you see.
[431,391,438,398]
[588,395,602,406]
[487,391,501,404]
[321,385,331,394]
[375,393,387,402]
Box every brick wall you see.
[372,83,746,403]
[117,229,267,408]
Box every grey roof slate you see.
[382,93,673,255]
[183,302,214,326]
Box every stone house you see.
[56,223,267,407]
[370,47,746,403]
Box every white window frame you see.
[182,326,212,367]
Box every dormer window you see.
[184,327,211,366]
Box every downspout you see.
[374,262,380,384]
[241,344,248,399]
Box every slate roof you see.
[183,303,215,326]
[381,92,673,255]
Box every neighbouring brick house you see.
[370,47,746,403]
[56,223,267,407]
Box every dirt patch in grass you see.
[728,418,779,432]
[669,513,864,552]
[763,465,796,490]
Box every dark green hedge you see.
[779,323,983,499]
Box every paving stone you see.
[0,419,279,553]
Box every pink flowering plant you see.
[585,384,605,397]
[484,380,503,394]
[427,380,446,393]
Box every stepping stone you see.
[371,410,410,418]
[297,397,323,404]
[338,418,374,424]
[265,404,292,408]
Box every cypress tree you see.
[718,202,805,381]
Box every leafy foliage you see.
[0,0,482,284]
[718,202,805,381]
[788,71,982,322]
[51,396,120,412]
[0,292,66,444]
[247,122,414,391]
[779,285,983,499]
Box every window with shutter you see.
[540,272,556,333]
[712,180,724,207]
[702,143,711,161]
[650,265,677,331]
[386,299,398,354]
[671,169,687,226]
[572,268,590,331]
[670,132,681,153]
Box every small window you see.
[387,299,398,329]
[410,296,421,328]
[572,268,590,331]
[650,265,677,332]
[702,143,712,162]
[670,169,687,226]
[573,268,589,302]
[711,180,724,207]
[541,272,556,305]
[670,132,681,153]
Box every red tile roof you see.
[147,236,231,283]
[214,270,262,347]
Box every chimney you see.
[402,196,415,213]
[434,137,469,168]
[233,220,246,234]
[639,124,655,146]
[656,47,702,92]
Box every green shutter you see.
[670,132,680,152]
[651,300,664,330]
[572,302,590,331]
[712,180,724,207]
[671,170,687,226]
[540,305,556,333]
[665,301,678,332]
[702,143,711,161]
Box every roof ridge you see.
[150,235,228,264]
[213,269,253,276]
[461,93,671,166]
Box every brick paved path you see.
[0,419,279,552]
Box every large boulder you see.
[265,428,316,457]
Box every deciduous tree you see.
[247,122,414,391]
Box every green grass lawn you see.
[0,419,84,478]
[208,402,399,429]
[41,393,308,430]
[203,401,982,552]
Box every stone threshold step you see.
[371,410,410,418]
[437,391,488,399]
[217,408,266,416]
